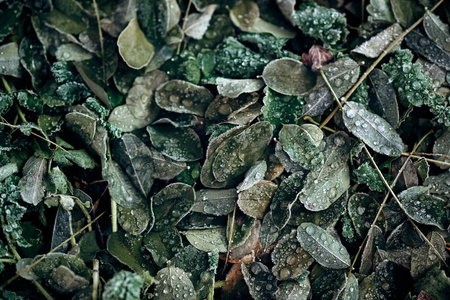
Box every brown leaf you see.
[392,157,419,191]
[417,291,437,300]
[221,262,251,300]
[302,45,333,70]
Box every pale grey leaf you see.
[423,11,450,52]
[216,78,265,98]
[19,156,47,206]
[352,23,403,58]
[184,4,217,40]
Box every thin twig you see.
[319,0,445,129]
[177,0,193,55]
[401,153,450,166]
[92,259,100,300]
[74,197,93,232]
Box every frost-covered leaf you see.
[102,159,146,208]
[348,193,386,238]
[212,121,272,184]
[432,128,450,169]
[343,101,405,156]
[367,68,399,127]
[275,278,311,300]
[424,171,450,195]
[367,0,395,23]
[238,181,277,219]
[19,156,47,206]
[65,111,97,142]
[352,23,403,59]
[358,274,379,300]
[398,186,447,229]
[155,80,214,116]
[154,266,196,300]
[272,230,314,280]
[260,212,280,248]
[184,4,217,39]
[410,231,446,279]
[152,183,195,231]
[424,11,450,52]
[279,124,324,171]
[51,206,72,253]
[118,18,154,69]
[32,253,91,284]
[241,262,278,299]
[262,58,316,96]
[405,31,450,71]
[216,78,265,98]
[0,163,18,182]
[354,162,385,192]
[303,58,360,117]
[147,125,202,162]
[143,227,182,267]
[297,222,351,269]
[184,227,228,252]
[192,189,237,216]
[0,42,22,78]
[103,271,144,300]
[310,269,346,299]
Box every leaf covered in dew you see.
[423,11,450,52]
[154,266,197,300]
[343,101,405,156]
[297,222,351,269]
[19,156,47,206]
[184,227,228,252]
[237,181,277,219]
[348,193,386,238]
[192,188,237,216]
[241,262,278,299]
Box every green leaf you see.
[103,271,144,300]
[154,266,197,300]
[107,230,155,275]
[297,222,351,269]
[275,278,311,300]
[108,105,152,132]
[152,183,195,231]
[32,253,91,283]
[18,156,47,206]
[0,43,22,78]
[147,125,203,162]
[343,101,405,156]
[352,23,403,59]
[410,231,446,279]
[205,92,259,122]
[19,37,50,90]
[118,18,154,69]
[184,227,228,252]
[272,230,314,280]
[143,227,182,267]
[432,128,450,169]
[65,111,97,143]
[279,124,324,171]
[360,225,386,275]
[161,51,201,84]
[55,44,94,62]
[260,212,280,248]
[424,11,450,52]
[262,58,316,96]
[0,1,23,43]
[348,193,386,238]
[354,163,385,192]
[53,149,96,169]
[237,160,267,192]
[413,264,450,300]
[367,68,399,127]
[192,188,237,216]
[16,90,43,114]
[391,0,424,28]
[405,31,450,71]
[398,186,447,229]
[50,206,72,253]
[216,78,265,98]
[227,214,256,249]
[375,260,411,300]
[102,159,147,208]
[367,0,395,23]
[238,181,277,219]
[155,80,214,116]
[117,199,151,235]
[241,262,278,299]
[0,163,18,182]
[303,57,360,117]
[211,121,272,183]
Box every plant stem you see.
[74,197,93,232]
[0,258,17,263]
[319,0,445,129]
[111,198,118,233]
[177,0,193,55]
[92,259,100,300]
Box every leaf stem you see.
[177,0,193,55]
[0,258,17,263]
[92,259,100,300]
[319,0,445,128]
[74,197,93,232]
[111,197,118,233]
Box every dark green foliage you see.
[382,49,435,107]
[293,2,348,47]
[205,123,238,141]
[15,90,43,113]
[238,33,288,58]
[0,1,23,43]
[261,87,304,133]
[354,162,385,192]
[56,81,91,105]
[50,61,77,84]
[102,270,144,300]
[0,290,23,300]
[215,37,270,78]
[0,176,30,248]
[0,92,13,115]
[429,94,450,127]
[341,209,356,243]
[175,162,201,185]
[349,79,369,105]
[161,51,201,85]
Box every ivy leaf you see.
[343,101,405,156]
[241,262,278,299]
[271,230,314,280]
[423,11,450,52]
[398,186,447,229]
[262,58,316,95]
[19,156,47,206]
[117,18,154,69]
[154,266,197,300]
[152,183,195,231]
[147,125,203,162]
[297,222,351,269]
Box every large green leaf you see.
[297,222,351,269]
[154,266,196,300]
[343,101,405,156]
[143,226,182,267]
